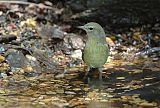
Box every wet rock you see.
[71,49,82,59]
[23,72,40,77]
[0,44,8,54]
[62,33,84,55]
[0,35,17,43]
[62,42,72,55]
[5,49,29,68]
[68,34,84,50]
[37,24,66,40]
[32,48,58,73]
[8,80,31,88]
[25,54,42,73]
[64,33,84,49]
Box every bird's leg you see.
[85,66,91,77]
[98,67,103,81]
[83,66,91,80]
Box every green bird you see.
[78,22,109,80]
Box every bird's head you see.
[78,22,106,38]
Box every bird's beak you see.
[77,26,85,30]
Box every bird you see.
[78,22,109,80]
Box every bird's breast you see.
[83,37,109,68]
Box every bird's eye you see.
[88,27,94,30]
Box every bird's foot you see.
[98,68,103,81]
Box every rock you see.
[65,33,84,50]
[37,24,67,40]
[5,49,29,68]
[71,49,82,59]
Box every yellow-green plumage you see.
[83,36,109,68]
[78,22,109,79]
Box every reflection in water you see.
[81,68,160,107]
